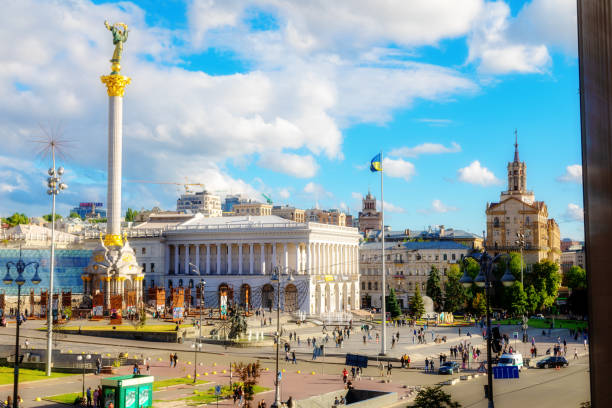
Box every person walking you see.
[386,361,392,379]
[292,351,296,364]
[574,348,579,359]
[342,367,348,384]
[425,358,429,373]
[86,387,92,408]
[378,361,384,377]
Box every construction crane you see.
[261,193,273,204]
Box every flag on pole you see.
[370,153,382,172]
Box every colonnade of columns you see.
[165,242,359,277]
[82,273,144,309]
[313,281,359,315]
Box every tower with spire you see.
[502,129,534,204]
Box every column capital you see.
[101,74,131,97]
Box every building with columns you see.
[126,214,361,316]
[485,138,561,265]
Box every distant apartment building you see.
[272,205,306,222]
[71,202,107,219]
[176,191,222,217]
[358,192,381,233]
[305,208,346,226]
[561,238,583,252]
[223,194,251,212]
[368,225,483,250]
[233,203,273,216]
[561,247,586,274]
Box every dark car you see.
[536,356,569,369]
[438,361,460,374]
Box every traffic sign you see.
[214,385,221,395]
[493,365,519,379]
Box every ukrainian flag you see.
[370,153,382,172]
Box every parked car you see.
[536,356,569,369]
[438,361,460,375]
[530,314,546,320]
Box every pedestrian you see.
[86,386,92,407]
[425,358,429,373]
[170,353,174,367]
[173,353,178,367]
[342,367,348,383]
[24,339,29,349]
[97,386,103,408]
[378,361,384,377]
[574,348,579,359]
[386,361,392,379]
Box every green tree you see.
[443,264,466,313]
[564,266,587,290]
[463,257,480,279]
[526,260,562,311]
[411,385,461,408]
[125,208,140,222]
[525,285,540,315]
[507,282,528,317]
[42,213,63,222]
[386,288,402,318]
[426,266,444,312]
[409,285,425,319]
[3,213,29,227]
[68,211,82,219]
[472,292,488,318]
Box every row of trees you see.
[2,208,141,226]
[385,253,566,319]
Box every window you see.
[151,279,155,287]
[178,279,183,287]
[142,247,146,254]
[150,263,155,273]
[435,255,439,261]
[451,253,456,260]
[443,254,447,261]
[362,282,366,290]
[368,282,372,290]
[494,217,500,227]
[142,263,146,272]
[374,282,378,290]
[168,280,173,288]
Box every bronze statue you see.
[104,21,129,73]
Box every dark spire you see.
[513,129,520,162]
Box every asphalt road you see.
[448,356,591,408]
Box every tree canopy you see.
[125,208,140,222]
[443,264,466,313]
[43,213,63,222]
[409,285,425,319]
[68,211,82,219]
[2,213,29,227]
[507,282,528,317]
[426,265,443,312]
[386,288,402,318]
[564,266,587,290]
[526,260,562,312]
[411,385,461,408]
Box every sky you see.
[0,0,584,240]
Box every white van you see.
[498,353,524,370]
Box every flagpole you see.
[380,150,386,356]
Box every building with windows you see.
[233,203,273,216]
[71,202,106,219]
[368,225,483,249]
[104,214,360,316]
[358,191,381,233]
[272,205,306,222]
[176,191,222,217]
[485,139,561,265]
[359,240,470,310]
[305,209,347,226]
[561,247,585,274]
[223,194,251,212]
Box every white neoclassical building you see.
[124,214,361,316]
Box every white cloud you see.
[416,118,453,126]
[382,157,415,182]
[303,182,332,198]
[457,161,501,186]
[558,164,582,183]
[418,199,458,214]
[257,151,318,178]
[563,203,584,222]
[390,142,461,158]
[351,192,363,200]
[467,1,553,74]
[376,200,405,213]
[278,188,291,199]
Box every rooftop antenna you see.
[514,128,520,162]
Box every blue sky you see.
[0,0,584,239]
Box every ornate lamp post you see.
[4,251,42,408]
[270,266,294,408]
[46,153,67,377]
[460,250,515,408]
[76,354,91,398]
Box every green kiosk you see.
[100,375,154,408]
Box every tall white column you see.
[307,243,312,275]
[249,243,254,275]
[216,243,221,275]
[106,95,123,237]
[174,245,179,275]
[317,243,321,274]
[227,243,232,274]
[295,244,301,274]
[195,244,200,274]
[206,244,211,274]
[272,243,277,270]
[283,243,288,272]
[260,243,266,274]
[184,244,190,275]
[165,244,170,275]
[238,244,243,275]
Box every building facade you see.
[117,214,361,316]
[485,140,561,265]
[359,241,470,310]
[305,209,347,226]
[233,203,273,216]
[358,192,382,233]
[71,202,107,219]
[272,205,306,222]
[560,248,586,274]
[176,191,222,217]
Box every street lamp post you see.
[270,266,294,408]
[4,250,42,408]
[515,233,527,342]
[46,150,68,377]
[191,342,202,382]
[189,263,206,384]
[76,354,91,399]
[460,250,515,408]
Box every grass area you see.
[495,318,588,330]
[185,384,269,405]
[45,392,82,404]
[0,367,74,384]
[38,324,192,332]
[153,377,208,390]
